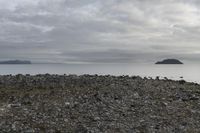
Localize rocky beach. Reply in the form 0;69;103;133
0;74;200;132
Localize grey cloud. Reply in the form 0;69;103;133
61;49;158;63
0;0;200;63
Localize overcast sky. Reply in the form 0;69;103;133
0;0;200;63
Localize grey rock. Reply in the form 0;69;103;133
0;75;199;132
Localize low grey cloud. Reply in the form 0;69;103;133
0;0;200;63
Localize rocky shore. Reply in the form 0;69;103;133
0;74;200;132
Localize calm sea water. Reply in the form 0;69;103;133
0;63;199;83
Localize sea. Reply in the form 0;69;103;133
0;63;199;83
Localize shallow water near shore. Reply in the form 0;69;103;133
0;63;199;83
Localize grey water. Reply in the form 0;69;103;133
0;63;199;83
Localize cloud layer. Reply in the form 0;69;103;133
0;0;200;63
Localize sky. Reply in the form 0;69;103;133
0;0;200;63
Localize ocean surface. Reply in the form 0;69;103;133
0;63;199;83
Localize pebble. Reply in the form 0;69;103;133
0;75;199;132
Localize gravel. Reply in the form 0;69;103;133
0;74;200;132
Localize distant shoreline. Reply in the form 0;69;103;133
0;60;31;64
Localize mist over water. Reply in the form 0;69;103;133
0;63;199;83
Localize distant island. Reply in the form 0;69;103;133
0;60;31;64
155;59;183;64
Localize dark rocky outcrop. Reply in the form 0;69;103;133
155;59;183;64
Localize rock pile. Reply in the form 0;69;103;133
0;74;200;132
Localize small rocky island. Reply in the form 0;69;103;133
155;59;183;64
0;60;31;64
